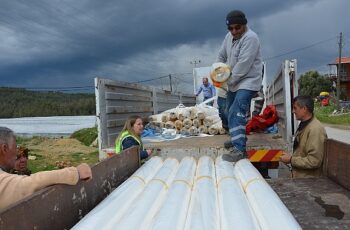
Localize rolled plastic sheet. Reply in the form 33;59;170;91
161;113;169;122
165;121;175;129
189;126;199;136
234;159;301;230
174;120;183;130
149;157;196;230
115;158;179;230
210;62;231;83
183;118;193;129
189;107;199;119
219;127;226;135
175;105;191;121
198;125;208;134
149;114;163;122
203;115;221;127
169;112;177;121
73;156;163;230
184;156;220;230
215;157;260;230
192;118;201;128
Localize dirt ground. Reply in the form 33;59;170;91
25;137;97;156
21;137;99;173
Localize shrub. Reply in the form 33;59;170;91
70;127;98;146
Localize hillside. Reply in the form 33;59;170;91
0;87;95;118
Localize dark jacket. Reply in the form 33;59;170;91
122;136;148;160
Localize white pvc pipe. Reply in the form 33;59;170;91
73;156;163;230
215;157;260;230
234;159;301;230
184;156;220;230
115;158;179;230
148;156;197;230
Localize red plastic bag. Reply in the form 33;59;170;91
246;105;279;134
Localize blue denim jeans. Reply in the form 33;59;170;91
225;89;257;152
217;96;228;129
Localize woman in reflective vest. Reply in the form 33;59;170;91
115;115;151;160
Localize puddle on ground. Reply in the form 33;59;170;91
314;196;344;220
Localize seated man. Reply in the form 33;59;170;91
280;96;327;178
10;146;31;176
0;127;92;210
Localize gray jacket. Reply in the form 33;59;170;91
217;27;262;92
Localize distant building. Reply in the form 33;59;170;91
328;57;350;100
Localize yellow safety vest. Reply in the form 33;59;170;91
115;130;144;154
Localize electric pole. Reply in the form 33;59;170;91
169;74;172;92
336;32;343;110
190;59;201;94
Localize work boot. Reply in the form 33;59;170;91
224;140;233;149
222;147;248;162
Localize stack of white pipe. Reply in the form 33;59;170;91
149;157;197;230
115;158;179;230
184;156;220;230
215;158;260;230
73;156;163;230
234;159;301;230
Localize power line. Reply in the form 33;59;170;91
131;74;170;84
172;76;193;85
264;36;338;61
131;72;192;84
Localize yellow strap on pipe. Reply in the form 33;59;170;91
217;176;237;187
150;178;169;190
196;175;213;182
130;175;146;185
243;177;263;192
173;179;193;188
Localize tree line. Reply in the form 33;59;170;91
0;87;96;118
298;71;334;98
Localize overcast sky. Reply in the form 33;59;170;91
0;0;349;94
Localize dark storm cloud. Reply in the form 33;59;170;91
0;0;348;92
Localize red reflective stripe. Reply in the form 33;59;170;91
260;149;280;162
247;150;255;158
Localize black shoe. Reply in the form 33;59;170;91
222;147;248;162
223;126;229;132
224;140;233;149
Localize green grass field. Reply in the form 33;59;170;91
314;102;350;126
17;127;99;173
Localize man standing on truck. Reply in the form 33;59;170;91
0;127;93;210
217;10;263;162
195;77;216;106
280;96;327;178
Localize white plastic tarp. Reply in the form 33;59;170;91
116;158;179;230
149;156;197;230
234;159;301;230
184;156;220;230
73;156;163;230
215;158;260;230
